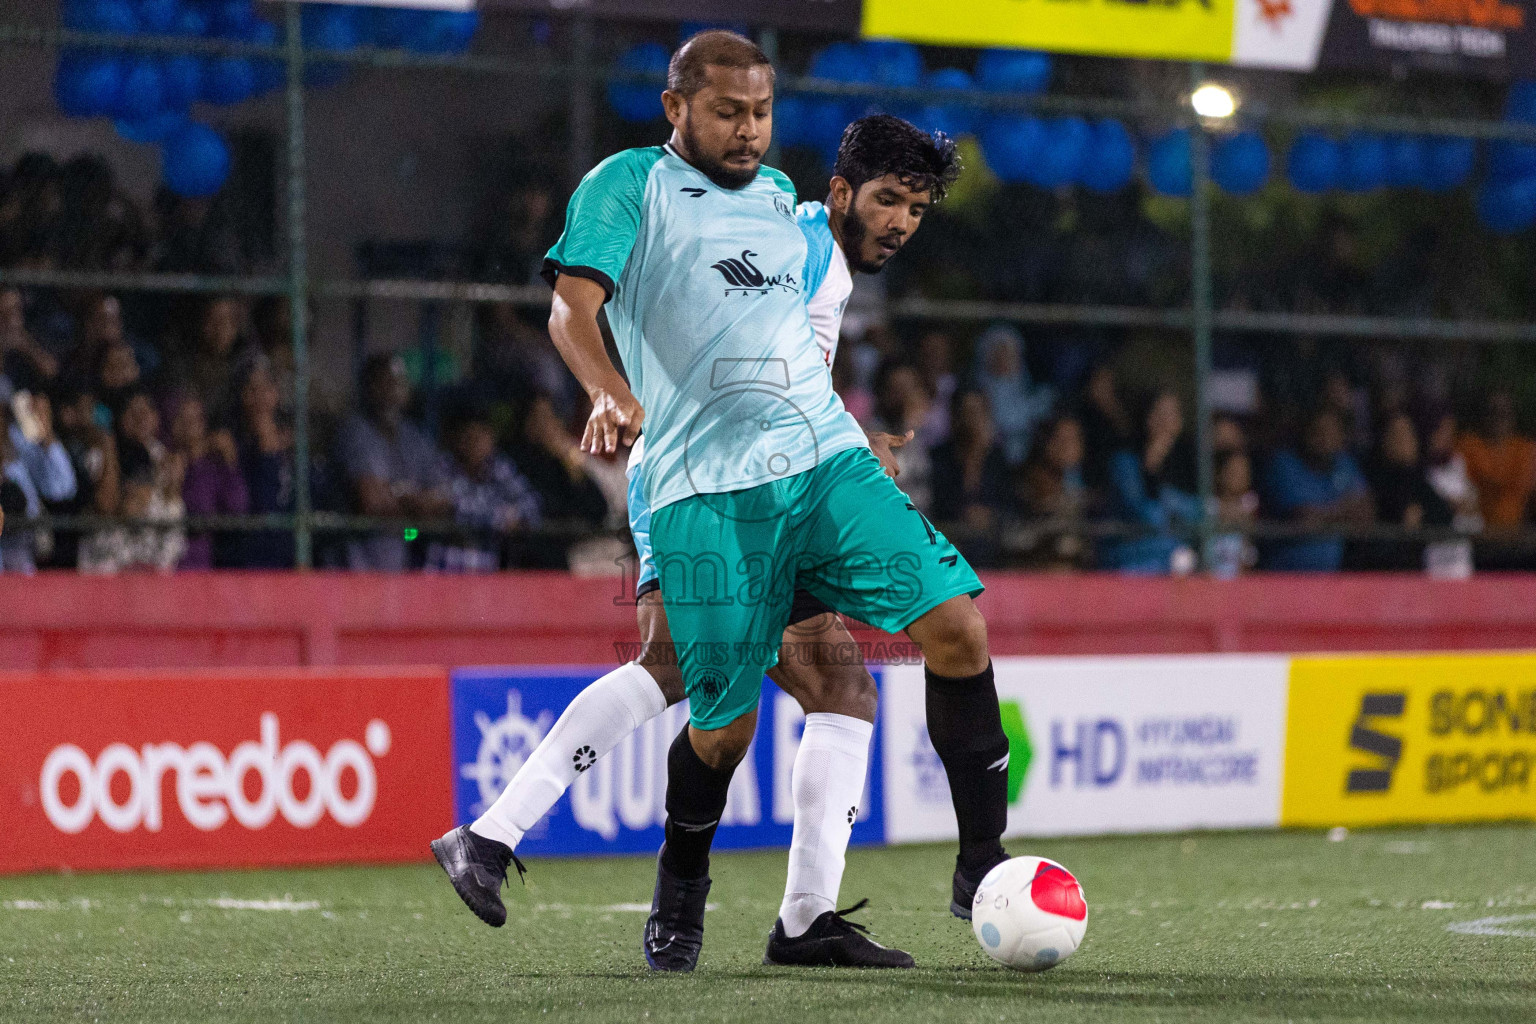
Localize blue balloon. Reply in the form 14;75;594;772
1211;130;1269;195
810;41;875;85
1029;116;1090;189
115;108;187;144
979;114;1047;184
136;0;180;34
119;56;164;119
863;39;923;88
1423;136;1475;192
917;67;979;139
163;122;232;198
303;4;360;87
1287;133;1341;193
1340;132;1389;192
55;50;125;118
1488;138;1536;183
161;53;201;111
1081;118;1136;193
247;19;283;95
1147;129;1192;197
202;56;255;105
975;48;1051;94
171;2;208;37
775;94;822;151
1506;79;1536;123
210;0;256;39
607;42;670;123
1477;177;1536;234
63;0;139;34
1385;135;1428;188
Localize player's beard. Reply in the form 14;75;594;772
681;112;760;190
840;204;897;275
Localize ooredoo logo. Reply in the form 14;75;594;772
38;713;393;835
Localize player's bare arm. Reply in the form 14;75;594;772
548;274;643;454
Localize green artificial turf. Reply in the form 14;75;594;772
2;825;1534;1023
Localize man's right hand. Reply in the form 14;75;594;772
582;386;644;455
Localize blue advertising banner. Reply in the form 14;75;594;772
450;666;885;857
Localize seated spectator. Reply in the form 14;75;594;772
95;339;143;420
973;323;1054;466
63;294;158;385
425;403;542;573
164;295;244;428
1260;407;1373;572
1458;390;1536;532
1016;414;1091;569
81;388;185;572
335;353;452;571
512;394;611;526
1422;409;1481;532
1079;364;1133;490
169;395;248;569
930;389;1010;531
1209;449;1259;578
235;359;297;568
1099;389;1201;574
868;360;933;511
1;390;78;573
1361;412;1451;571
0;286;59;393
50;381;121;569
249;295;297;420
916;330;958;445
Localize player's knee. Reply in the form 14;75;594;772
916;599;989;674
820;666;878;721
689;714;755;770
644;661;686;706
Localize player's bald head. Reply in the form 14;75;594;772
668;30;774;97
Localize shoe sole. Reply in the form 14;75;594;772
950;899;972;921
430;837;506;928
762;953;914;969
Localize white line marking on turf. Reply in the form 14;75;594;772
1447;914;1536;938
534;902;719;913
1421;900;1457;910
200;898;321;912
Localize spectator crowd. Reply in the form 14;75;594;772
5;148;1536;576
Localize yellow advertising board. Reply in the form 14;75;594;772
1281;653;1536;827
861;0;1236;62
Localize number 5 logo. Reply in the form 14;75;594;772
1345;693;1406;794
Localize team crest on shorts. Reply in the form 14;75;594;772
695;669;728;702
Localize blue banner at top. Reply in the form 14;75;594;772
449;666;885;857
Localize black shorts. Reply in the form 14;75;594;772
636;580;833;628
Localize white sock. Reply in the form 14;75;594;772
470;662;666;850
778;713;874;938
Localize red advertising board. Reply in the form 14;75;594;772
0;668;452;874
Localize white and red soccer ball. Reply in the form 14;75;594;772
971;856;1088;971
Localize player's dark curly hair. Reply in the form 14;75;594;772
832;114;962;204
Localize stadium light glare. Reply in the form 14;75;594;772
1191;83;1237;119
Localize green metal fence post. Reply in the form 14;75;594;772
1188;64;1216;570
285;1;313;569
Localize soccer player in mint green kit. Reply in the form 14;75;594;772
542;33;1008;971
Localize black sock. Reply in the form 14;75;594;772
659;725;736;880
925;660;1008;873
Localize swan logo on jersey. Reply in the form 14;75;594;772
710;250;800;296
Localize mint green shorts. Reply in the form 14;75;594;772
650;446;984;729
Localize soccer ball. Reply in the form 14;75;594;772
971;856;1088;971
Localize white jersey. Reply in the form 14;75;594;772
797;201;853;370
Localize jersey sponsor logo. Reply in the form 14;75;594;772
680;187;708;198
773;193;793;219
709;250;800;296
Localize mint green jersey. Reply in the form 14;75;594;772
542;144;867;513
